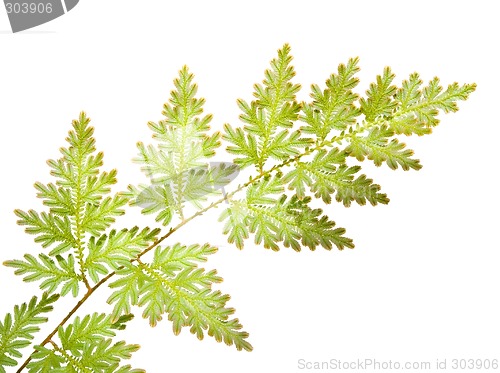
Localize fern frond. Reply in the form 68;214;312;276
284;161;388;206
179;162;240;209
0;293;59;372
150;243;218;275
85;227;160;283
138;263;251;351
266;129;312;161
25;345;65;373
78;339;139;371
28;314;141;373
48;113;128;234
4;254;80;296
224;44;309;171
107;244;252;351
107;245;212;320
131;66;229;221
301;57;361;139
342;70;475;169
127;183;175;226
254;194;353;251
345;125;421;170
13;112;134;295
389;74;476;135
57;313;133;356
81;195;129;237
221;179;354;251
282;148;388;206
360;66;397;121
246;174;285;205
14;210;76;256
9;113;160;305
33;182;74;216
107;263;146;322
222;124;260;168
218;202;250;250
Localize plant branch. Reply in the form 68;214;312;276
15;132;360;371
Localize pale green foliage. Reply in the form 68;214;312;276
85;227;160;284
220;175;354;251
107;244;252;351
4;113;154;298
0;293;59;372
282;148;389;206
27;314;141;372
224;44;312;171
345;67;476;170
129;66;237;223
1;44;475;372
222;44;475;250
120;70;252;350
2;114;158;371
300;57;361;137
6;254;80;297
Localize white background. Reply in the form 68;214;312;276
0;1;499;372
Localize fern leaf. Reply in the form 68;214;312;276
252;195;354;251
150;243;218;276
127;183;174;226
360;66;397;121
129;163;238;222
26;345;65;373
3;46;476;371
132;67;225;221
345;125;421;170
266;129;313;161
107;263;146;322
389;74;476;135
4;254;80;296
218;203;250;250
78;339;139;371
14;210;76;256
107;244;251;351
33;182;74;216
246;174;285;205
134;142;174;179
222;123;260;168
224;44;306;171
107;244;218;319
15;112;133;296
27;314;141;372
81;195;128;236
0;293;59;372
181;162;240;209
136;262;251;351
221;188;354;251
50;113;127;234
85;227;160;283
301;57;361;138
57;313;133;357
286;162;389;206
282;147;388;206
